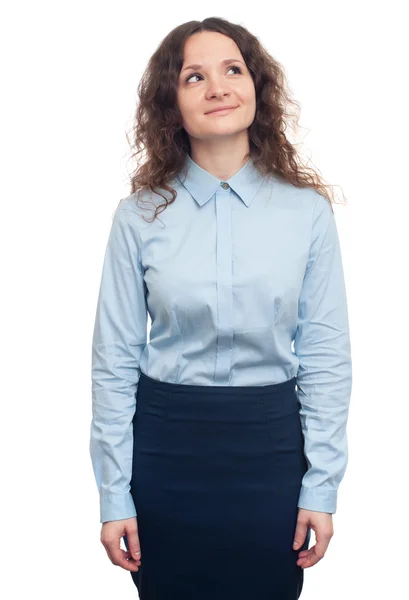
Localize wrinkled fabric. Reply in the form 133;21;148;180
90;154;352;523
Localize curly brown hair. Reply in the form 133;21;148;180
124;16;346;223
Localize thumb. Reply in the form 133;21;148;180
293;521;308;549
125;521;142;560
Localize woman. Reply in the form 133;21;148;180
90;16;352;600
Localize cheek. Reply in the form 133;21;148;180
234;83;256;112
243;84;256;106
178;95;198;123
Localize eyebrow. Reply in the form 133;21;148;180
180;58;245;73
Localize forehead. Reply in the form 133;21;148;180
182;31;241;64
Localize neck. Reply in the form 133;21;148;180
189;132;250;180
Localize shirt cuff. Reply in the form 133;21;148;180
297;486;337;514
100;492;137;524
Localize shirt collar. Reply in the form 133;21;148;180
176;153;266;208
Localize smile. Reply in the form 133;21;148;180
205;107;238;116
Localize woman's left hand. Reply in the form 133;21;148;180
293;508;334;568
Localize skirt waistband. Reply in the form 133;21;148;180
138;371;296;397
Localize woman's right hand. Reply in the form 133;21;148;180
100;516;142;572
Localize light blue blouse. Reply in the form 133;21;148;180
90;154;352;523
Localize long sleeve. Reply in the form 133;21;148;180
294;194;352;514
90;205;148;524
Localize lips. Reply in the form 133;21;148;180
205;105;238;114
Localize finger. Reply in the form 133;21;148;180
106;545;141;572
297;555;317;569
124;550;141;562
314;536;331;559
123;550;141;565
126;528;142;562
297;545;325;569
293;522;308;550
315;521;332;542
103;536;141;572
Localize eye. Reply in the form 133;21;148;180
185;65;242;84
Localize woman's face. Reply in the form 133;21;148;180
176;31;256;141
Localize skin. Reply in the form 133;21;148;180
100;30;334;573
176;30;256;180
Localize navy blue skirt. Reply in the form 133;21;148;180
124;372;311;600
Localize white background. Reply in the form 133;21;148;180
1;1;407;598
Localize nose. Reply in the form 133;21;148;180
205;77;231;100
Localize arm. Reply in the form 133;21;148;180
90;204;148;524
294;193;352;514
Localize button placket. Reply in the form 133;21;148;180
214;182;233;384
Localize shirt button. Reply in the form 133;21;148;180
221;182;229;189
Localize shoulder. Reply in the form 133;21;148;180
116;184;179;217
267;175;332;215
113;191;156;226
273;182;335;240
280;183;333;224
296;185;332;214
305;190;337;246
115;192;148;215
